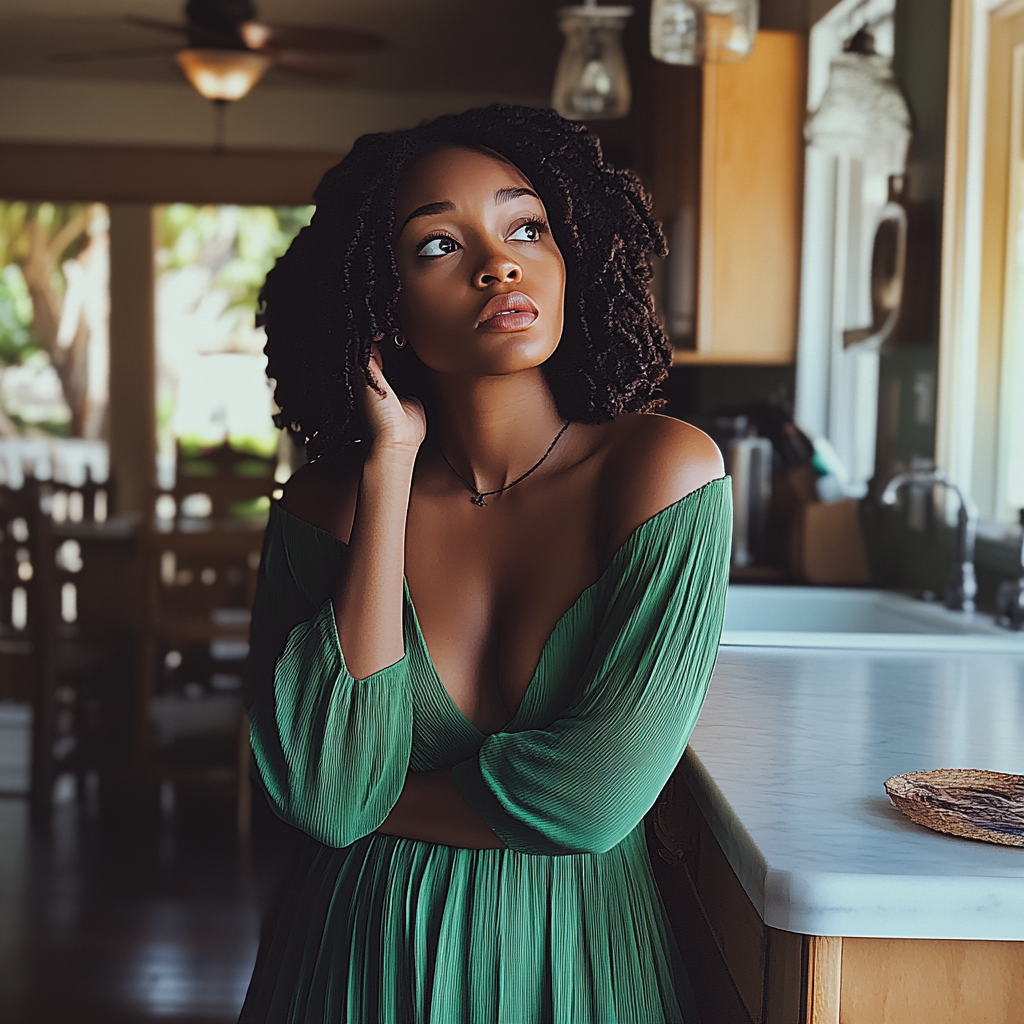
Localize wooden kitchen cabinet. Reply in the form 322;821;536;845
647;776;1024;1023
644;31;807;365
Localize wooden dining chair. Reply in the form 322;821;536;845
170;440;278;522
140;518;264;840
0;475;136;829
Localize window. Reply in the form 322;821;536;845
993;29;1024;518
0;201;110;482
938;0;1024;526
154;203;313;491
794;0;901;496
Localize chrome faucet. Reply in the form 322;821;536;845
880;469;977;613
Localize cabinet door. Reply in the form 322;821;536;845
655;31;807;365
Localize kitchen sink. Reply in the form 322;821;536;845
721;585;1024;652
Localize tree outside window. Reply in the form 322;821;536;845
0;202;109;440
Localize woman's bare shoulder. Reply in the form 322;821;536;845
278;447;364;542
597;413;725;560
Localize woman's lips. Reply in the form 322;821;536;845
476;291;539;332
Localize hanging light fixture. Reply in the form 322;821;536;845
552;0;634;121
176;48;271;151
173;0;270;103
649;0;758;65
175;48;271;102
804;27;911;176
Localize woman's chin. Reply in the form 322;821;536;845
419;332;560;377
480;353;556;378
480;330;559;372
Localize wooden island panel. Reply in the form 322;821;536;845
839;936;1024;1024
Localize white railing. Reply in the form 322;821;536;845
0;438;109;489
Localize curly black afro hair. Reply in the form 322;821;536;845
261;104;670;460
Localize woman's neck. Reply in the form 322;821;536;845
428;367;565;492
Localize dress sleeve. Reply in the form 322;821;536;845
451;478;732;856
244;510;414;849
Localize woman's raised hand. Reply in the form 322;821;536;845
337;342;423;680
361;343;426;453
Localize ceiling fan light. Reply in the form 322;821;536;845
176;48;271;101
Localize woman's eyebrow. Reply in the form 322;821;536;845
494;187;540;204
399;188;540;233
400;200;455;232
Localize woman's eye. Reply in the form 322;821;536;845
417;236;460;257
508;222;543;243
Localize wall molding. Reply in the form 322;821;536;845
0;142;341;206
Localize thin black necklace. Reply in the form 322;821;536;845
438;421;571;507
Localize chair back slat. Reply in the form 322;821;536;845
167;441;277;522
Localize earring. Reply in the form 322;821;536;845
394;334;407;350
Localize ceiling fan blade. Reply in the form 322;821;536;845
268;50;352;78
48;45;181;65
123;15;190;37
242;22;385;55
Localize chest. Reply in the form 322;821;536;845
402;483;603;733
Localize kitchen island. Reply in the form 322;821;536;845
651;645;1024;1023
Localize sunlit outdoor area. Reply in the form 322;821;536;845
0;200;311;503
0;201;110;487
0;201;109;440
155;203;312;472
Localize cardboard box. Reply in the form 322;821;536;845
788;498;871;585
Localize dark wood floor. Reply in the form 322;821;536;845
0;785;261;1024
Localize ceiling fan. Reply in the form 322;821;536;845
56;0;386;100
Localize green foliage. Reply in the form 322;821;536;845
0;201;90;282
0;264;39;366
230;496;271;521
157;204;313;315
177;433;278;458
1;408;71;438
0;200;97;436
0;200;93;370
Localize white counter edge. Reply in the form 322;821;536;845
681;749;1024;941
720;632;1024;654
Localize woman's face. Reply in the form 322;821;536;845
394;146;566;377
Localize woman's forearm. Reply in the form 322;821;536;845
375;769;506;849
333;444;418;679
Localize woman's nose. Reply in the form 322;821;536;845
473;252;522;288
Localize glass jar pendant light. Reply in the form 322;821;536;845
553;0;634;120
649;0;758;65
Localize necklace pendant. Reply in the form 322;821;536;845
471;493;488;507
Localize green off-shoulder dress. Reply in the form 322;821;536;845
240;477;731;1024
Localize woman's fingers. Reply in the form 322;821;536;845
359;342;426;449
365;343;390;395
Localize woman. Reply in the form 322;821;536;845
241;104;730;1024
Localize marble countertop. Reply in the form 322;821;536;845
684;645;1024;940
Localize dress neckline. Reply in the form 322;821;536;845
273;476;727;736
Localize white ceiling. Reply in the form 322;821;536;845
0;0;562;96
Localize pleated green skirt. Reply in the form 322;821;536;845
241;825;699;1023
